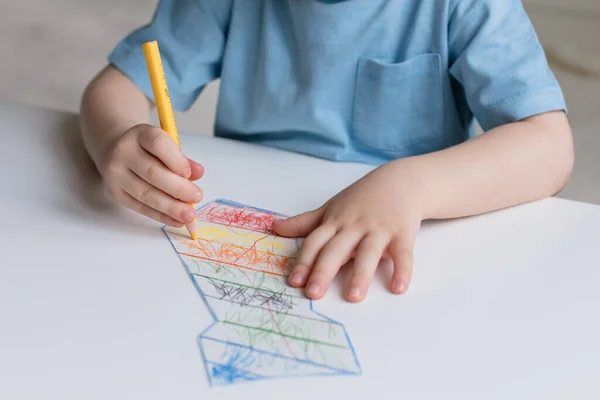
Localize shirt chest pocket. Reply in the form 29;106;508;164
352;53;443;152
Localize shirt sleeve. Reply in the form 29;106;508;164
448;0;567;131
108;0;232;111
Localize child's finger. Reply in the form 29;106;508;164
131;151;202;204
288;264;311;288
304;230;364;300
345;233;389;303
116;189;184;227
187;158;205;181
121;169;196;224
272;207;325;238
389;237;415;295
137;127;191;178
287;225;337;288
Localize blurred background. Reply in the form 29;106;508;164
1;0;598;203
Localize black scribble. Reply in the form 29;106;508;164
207;278;295;311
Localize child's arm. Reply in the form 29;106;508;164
80;0;230;227
406;111;573;220
80;65;204;227
273;110;573;302
80;65;153;174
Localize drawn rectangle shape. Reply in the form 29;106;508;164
163;199;361;386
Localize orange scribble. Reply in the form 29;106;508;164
176;237;295;276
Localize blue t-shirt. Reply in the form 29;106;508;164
109;0;566;165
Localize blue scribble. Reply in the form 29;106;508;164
210;345;261;385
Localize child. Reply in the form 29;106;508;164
80;0;573;303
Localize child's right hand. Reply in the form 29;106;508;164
102;124;204;227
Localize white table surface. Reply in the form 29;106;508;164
1;101;599;400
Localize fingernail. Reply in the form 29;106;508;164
194;190;203;202
290;272;304;286
306;282;320;296
393;279;407;294
347;287;361;300
183;167;191;178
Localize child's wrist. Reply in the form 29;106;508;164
388;157;439;221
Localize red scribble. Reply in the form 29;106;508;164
196;203;283;234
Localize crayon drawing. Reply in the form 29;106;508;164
163;199;361;386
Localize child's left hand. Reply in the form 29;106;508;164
272;161;427;303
